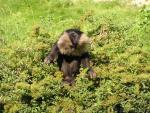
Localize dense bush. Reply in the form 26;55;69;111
0;0;150;113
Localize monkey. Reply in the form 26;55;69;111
44;29;96;84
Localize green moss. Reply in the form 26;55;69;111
0;0;150;113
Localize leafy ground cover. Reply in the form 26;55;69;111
0;0;150;113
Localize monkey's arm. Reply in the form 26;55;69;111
81;53;96;79
44;43;59;64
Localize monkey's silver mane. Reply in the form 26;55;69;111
57;32;90;56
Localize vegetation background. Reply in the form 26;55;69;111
0;0;150;113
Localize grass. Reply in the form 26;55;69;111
0;0;150;113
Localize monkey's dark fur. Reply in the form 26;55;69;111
44;29;96;84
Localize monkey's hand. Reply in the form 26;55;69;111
44;57;54;64
88;69;97;79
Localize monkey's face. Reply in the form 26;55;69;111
57;32;90;56
68;30;81;49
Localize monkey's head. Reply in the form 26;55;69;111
57;29;90;56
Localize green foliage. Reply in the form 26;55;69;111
0;0;150;113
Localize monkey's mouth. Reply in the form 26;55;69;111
70;44;77;49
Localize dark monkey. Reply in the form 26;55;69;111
44;29;96;84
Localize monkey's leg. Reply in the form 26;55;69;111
70;60;80;77
81;53;96;79
61;60;73;84
44;43;59;64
